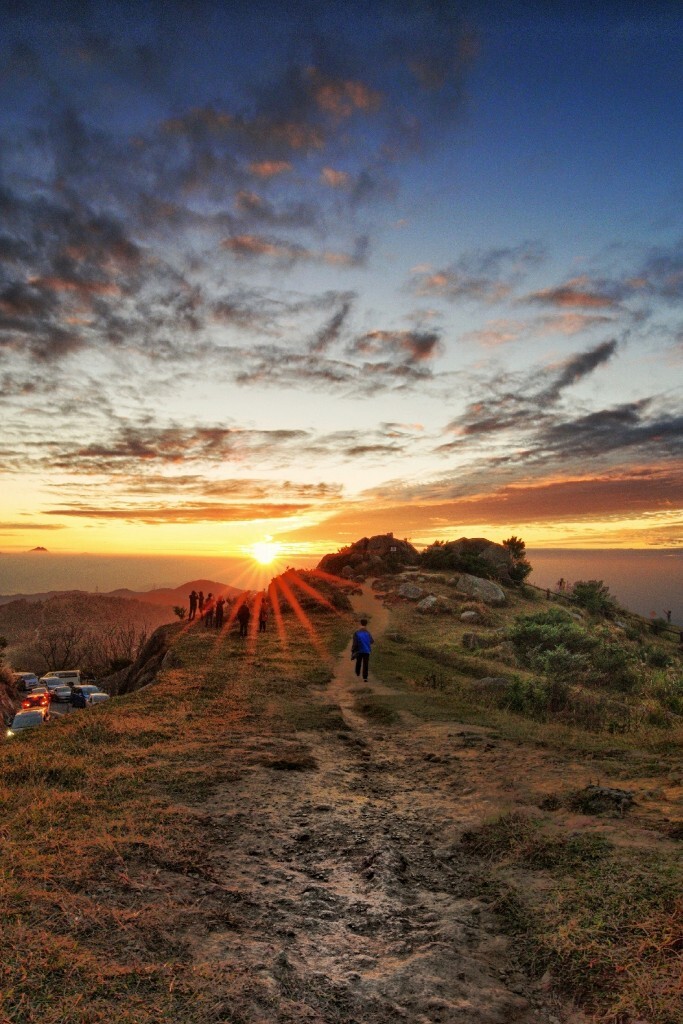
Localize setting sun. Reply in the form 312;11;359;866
251;538;282;565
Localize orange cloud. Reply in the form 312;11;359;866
525;276;616;308
321;167;351;188
309;69;381;118
249;160;292;178
29;276;120;296
279;466;683;548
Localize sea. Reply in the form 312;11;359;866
0;549;680;625
527;549;682;625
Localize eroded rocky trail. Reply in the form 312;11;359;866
176;585;574;1024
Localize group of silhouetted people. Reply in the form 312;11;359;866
187;590;268;636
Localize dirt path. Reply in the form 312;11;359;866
185;585;573;1023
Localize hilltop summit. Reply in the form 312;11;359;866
317;532;420;579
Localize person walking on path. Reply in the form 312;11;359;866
215;595;225;629
236;602;250;638
351;617;374;682
188;590;198;621
258;599;268;632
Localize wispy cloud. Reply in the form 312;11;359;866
523;276;618;309
412;242;546;304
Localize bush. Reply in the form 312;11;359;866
571;579;617;616
529;644;590;681
508;608;596;667
501;677;570;718
645;646;673;668
591;639;639;692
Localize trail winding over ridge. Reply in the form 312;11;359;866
180;583;574;1023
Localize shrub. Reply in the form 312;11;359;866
508;607;596;667
645;646;673;668
591;639;639;692
571;579;617;616
650;617;668;636
501;677;570;718
529;644;590;682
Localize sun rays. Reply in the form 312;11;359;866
178;566;356;665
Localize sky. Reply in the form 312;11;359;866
0;0;681;563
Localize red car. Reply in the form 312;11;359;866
21;691;50;710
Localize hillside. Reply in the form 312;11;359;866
0;578;239;608
106;579;240;607
0;557;681;1024
0;592;174;678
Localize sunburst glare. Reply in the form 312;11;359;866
250;537;282;565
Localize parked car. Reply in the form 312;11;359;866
6;709;50;737
43;678;68;696
87;692;110;705
21;692;51;710
50;686;73;703
13;672;40;692
40;670;81;687
72;684;102;701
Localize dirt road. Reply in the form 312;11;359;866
184;584;572;1023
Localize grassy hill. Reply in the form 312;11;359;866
0;567;680;1023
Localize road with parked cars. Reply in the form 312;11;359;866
6;672;111;739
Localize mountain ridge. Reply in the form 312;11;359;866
0;578;240;608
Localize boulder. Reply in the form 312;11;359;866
455;574;506;606
398;583;424;600
460;610;480;623
462;632;498;651
416;595;452;614
470;676;510;692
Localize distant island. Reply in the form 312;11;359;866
28;546;48;552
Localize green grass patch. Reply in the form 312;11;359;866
462;813;683;1024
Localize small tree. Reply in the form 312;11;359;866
173;605;187;620
502;535;532;584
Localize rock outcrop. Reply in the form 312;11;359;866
451;573;507;606
318;533;420;579
100;623;183;696
424;537;518;583
0;668;16;724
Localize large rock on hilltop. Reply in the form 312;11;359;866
318;533;420;579
454;573;507;606
423;537;517;582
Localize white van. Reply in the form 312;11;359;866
40;670;81;687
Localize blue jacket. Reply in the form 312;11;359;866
352;628;373;655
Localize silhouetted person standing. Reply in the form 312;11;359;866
351;618;373;682
204;593;214;627
237;602;250;638
258;600;268;632
188;590;198;621
198;591;205;620
215;595;225;629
